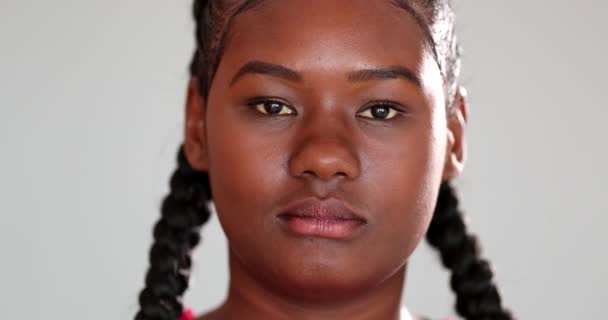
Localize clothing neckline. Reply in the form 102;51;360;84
180;306;451;320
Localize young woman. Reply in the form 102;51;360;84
135;1;513;319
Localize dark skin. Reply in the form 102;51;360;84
184;1;467;319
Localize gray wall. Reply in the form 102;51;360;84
0;1;605;319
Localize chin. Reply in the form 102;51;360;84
272;265;380;303
225;214;412;303
260;238;392;303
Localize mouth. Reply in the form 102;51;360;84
277;197;367;240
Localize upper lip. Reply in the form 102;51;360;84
277;197;367;222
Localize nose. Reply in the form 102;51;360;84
288;118;361;182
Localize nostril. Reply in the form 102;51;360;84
301;169;348;180
302;170;315;177
288;141;361;181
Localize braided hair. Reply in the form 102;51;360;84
135;1;514;319
427;182;513;320
135;148;212;320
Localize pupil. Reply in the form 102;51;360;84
265;102;282;114
372;106;389;118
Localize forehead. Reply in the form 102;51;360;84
219;0;431;76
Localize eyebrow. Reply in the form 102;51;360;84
230;60;421;87
347;67;421;87
230;61;302;86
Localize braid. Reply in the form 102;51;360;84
135;1;235;318
426;182;513;320
135;146;212;320
188;0;205;78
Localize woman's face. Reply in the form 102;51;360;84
185;0;464;302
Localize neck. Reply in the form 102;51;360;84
211;251;411;320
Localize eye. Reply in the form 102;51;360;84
249;99;296;116
357;102;401;120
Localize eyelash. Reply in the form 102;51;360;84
246;98;405;120
247;98;296;116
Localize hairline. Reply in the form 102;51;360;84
205;0;444;97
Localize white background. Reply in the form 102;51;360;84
1;0;606;319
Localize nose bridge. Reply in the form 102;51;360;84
288;110;361;181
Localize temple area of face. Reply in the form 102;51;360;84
229;60;422;88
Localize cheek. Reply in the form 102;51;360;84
366;120;447;260
203;105;283;235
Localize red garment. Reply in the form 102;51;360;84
179;308;195;320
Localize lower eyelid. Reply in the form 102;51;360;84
248;100;297;116
357;106;402;120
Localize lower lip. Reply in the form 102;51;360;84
278;216;366;239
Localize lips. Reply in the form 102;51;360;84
277;197;367;239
